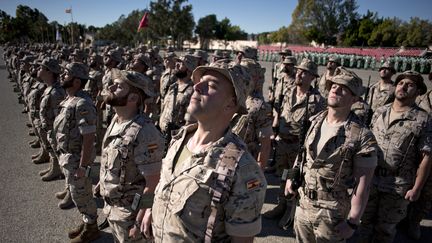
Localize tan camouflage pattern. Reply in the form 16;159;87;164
231;96;273;158
367;81;395;112
40;82;65;132
351;99;370;122
85;69;103;101
416;89;432;113
295;111;377;242
152;124;267;242
159;80;194;133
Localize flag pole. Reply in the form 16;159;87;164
70;6;74;45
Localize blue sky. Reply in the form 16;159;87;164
1;0;431;33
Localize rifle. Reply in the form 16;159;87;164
270;60;277;107
363;75;371;102
279;91;310;229
269;92;285;168
363;75;374;127
164;82;179;145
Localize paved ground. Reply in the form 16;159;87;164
0;50;430;242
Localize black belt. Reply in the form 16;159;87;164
304;188;347;201
104;196;134;207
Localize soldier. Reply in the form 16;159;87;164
285;68;378;242
70;49;87;63
415;70;432;113
159;54;197;137
210;50;223;64
231;58;273;169
36;58;66;181
99;70;165;242
159;51;177;104
264;59;326;225
101;50;123;127
269;56;297;110
193;49;208;66
52;62;100;242
367;61;396;112
152;61;267;242
317;55;341;98
85;53;104;102
358;71;432;243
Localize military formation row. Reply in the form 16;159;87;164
4;43;432;243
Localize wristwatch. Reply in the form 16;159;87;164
346;219;358;230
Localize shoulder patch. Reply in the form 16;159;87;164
246;178;261;191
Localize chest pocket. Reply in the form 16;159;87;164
103;147;121;184
55;106;76;152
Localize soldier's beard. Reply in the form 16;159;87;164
175;70;188;79
104;92;128;107
61;79;74;89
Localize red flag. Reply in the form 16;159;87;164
65;8;72;14
137;12;149;32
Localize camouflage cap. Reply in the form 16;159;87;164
62;62;90;80
20;55;36;63
278;48;293;56
70;49;86;60
295;58;319;77
134;53;152;68
105;50;123;63
192;61;251;113
211;50;223;58
38;58;61;74
163;52;177;59
193;50;208;60
177;54;197;72
112;69;156;97
395;70;427;95
326;67;363;97
89;53;103;65
379;61;396;74
283;56;297;65
328;55;341;65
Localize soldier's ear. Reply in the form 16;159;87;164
128;93;139;103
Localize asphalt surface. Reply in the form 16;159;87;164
0;49;431;243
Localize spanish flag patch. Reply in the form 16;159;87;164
246;179;261;190
80;110;89;116
148;143;158;152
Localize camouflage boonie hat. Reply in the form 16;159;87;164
326;66;363;97
134;53;152;68
283;56;297;65
295;58;319;77
193;50;208;60
177;54;197;72
379;61;396;74
192;61;251;113
62;62;90;80
278;48;293;56
39;58;61;74
105;50;123;63
89;53;103;65
395;70;427;95
328;55;341;65
112;69;156;97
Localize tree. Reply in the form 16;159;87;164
195;14;218;49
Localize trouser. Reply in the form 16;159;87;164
358;186;410;243
63;167;97;223
274;137;299;175
106;206;148;243
406;174;432;224
294;199;349;243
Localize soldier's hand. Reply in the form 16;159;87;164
140;208;153;239
284;179;297;196
335;221;355;240
128;224;140;240
74;167;86;178
405;188;420;202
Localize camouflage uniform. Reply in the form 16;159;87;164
159;80;194;134
100;114;165;242
152;124;267;242
53;89;98;223
367;81;395;112
231;96;273;158
275;85;326;175
295;111;377;242
85;68;103;102
27;79;46;140
359;104;432;242
416;89;432;113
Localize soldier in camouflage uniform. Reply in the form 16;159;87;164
85;53;103;102
36;58;66;181
415;71;432;113
52;62;100;242
159;52;177;108
152;61;267;242
210;50;223;64
159;55;197;136
231;58;273;168
129;53;156;115
99;70;165;242
285;68;378;242
264;59;326;225
269;56;297;110
317;55;341;98
193;49;208;66
358;71;432;243
367;61;396;113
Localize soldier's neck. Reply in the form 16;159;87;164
187;122;228;153
392;99;415;112
327;107;350;124
114;106;138;123
379;78;392;85
296;84;310;97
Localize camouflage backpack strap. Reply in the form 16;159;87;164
205;142;244;243
118;116;145;191
330;121;362;191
